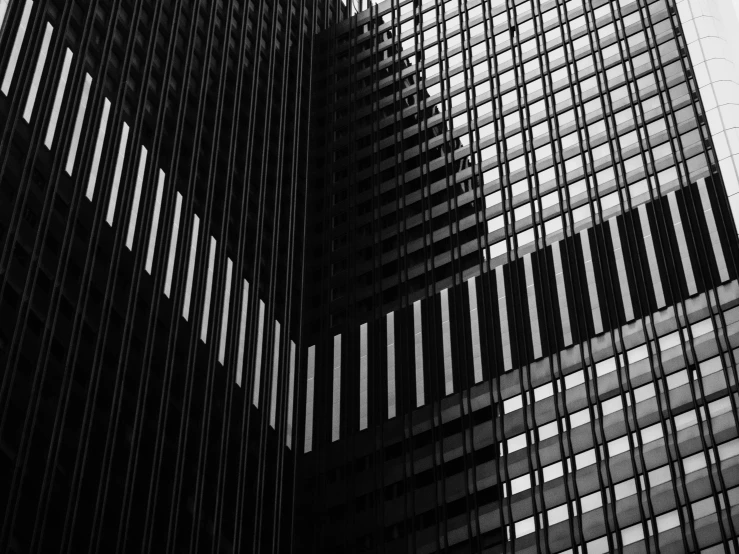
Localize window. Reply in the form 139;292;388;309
607;435;630;456
331;334;342;441
45;48;74;148
84;96;111;195
269;321;282;428
595;357;617;377
534;381;554;401
614;478;637;500
543;461;564;482
515;516;536;537
580;490;603;512
304;346;316;452
565;369;584;389
125;146;149;250
1;0;34;95
640;422;663;444
601;396;623;417
548;504;569;526
507;432;527;453
182;215;200;320
252;301;267;408
538;420;559;441
106;123;131;225
510;473;531;496
674;410;698;431
648;464;671;487
655;510;680;533
67;75;95;175
570;408;590;428
145;170;166;274
621;523;644;546
200;237;217;343
575;448;596;468
163;193;183;298
503;394;522;414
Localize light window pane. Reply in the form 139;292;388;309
23;22;54;122
200;237;218;343
543;461;564;482
503;394;523;414
570;408;590;428
510;473;531;495
656;510;680;533
534;381;554;402
45;48;73;148
538;420;558;441
575;448;596;468
565;369;584;389
507;433;527;453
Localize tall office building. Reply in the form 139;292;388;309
2;0;739;553
296;0;739;553
0;0;323;552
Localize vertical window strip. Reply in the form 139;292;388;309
440;288;454;395
609;217;634;321
252;300;266;407
145;170;165;274
413;300;425;407
182;214;199;319
580;230;604;334
163;192;182;298
637;205;666;308
697;179;730;283
22;21;53;122
331;334;342;442
551;242;573;346
667;192;697;295
218;258;233;364
359;322;368;431
235;279;249;387
304;345;316;453
0;0;8;37
0;0;33;95
496;266;512;372
286;341;296;448
200;236;217;343
66;74;93;176
125;145;147;250
82;94;109;189
523;254;542;360
44;47;72;148
106;123;130;225
468;277;483;384
387;313;396;419
269;321;281;428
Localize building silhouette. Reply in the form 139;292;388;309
2;0;739;553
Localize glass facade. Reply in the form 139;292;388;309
1;0;738;552
296;0;739;552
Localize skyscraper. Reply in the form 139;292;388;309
0;0;319;552
296;0;739;552
2;0;739;553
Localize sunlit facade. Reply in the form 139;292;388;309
296;0;739;552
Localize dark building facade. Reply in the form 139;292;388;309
0;0;321;552
2;0;739;553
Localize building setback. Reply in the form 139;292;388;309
1;0;739;553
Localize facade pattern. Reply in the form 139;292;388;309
1;0;739;553
296;0;739;552
0;0;317;552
